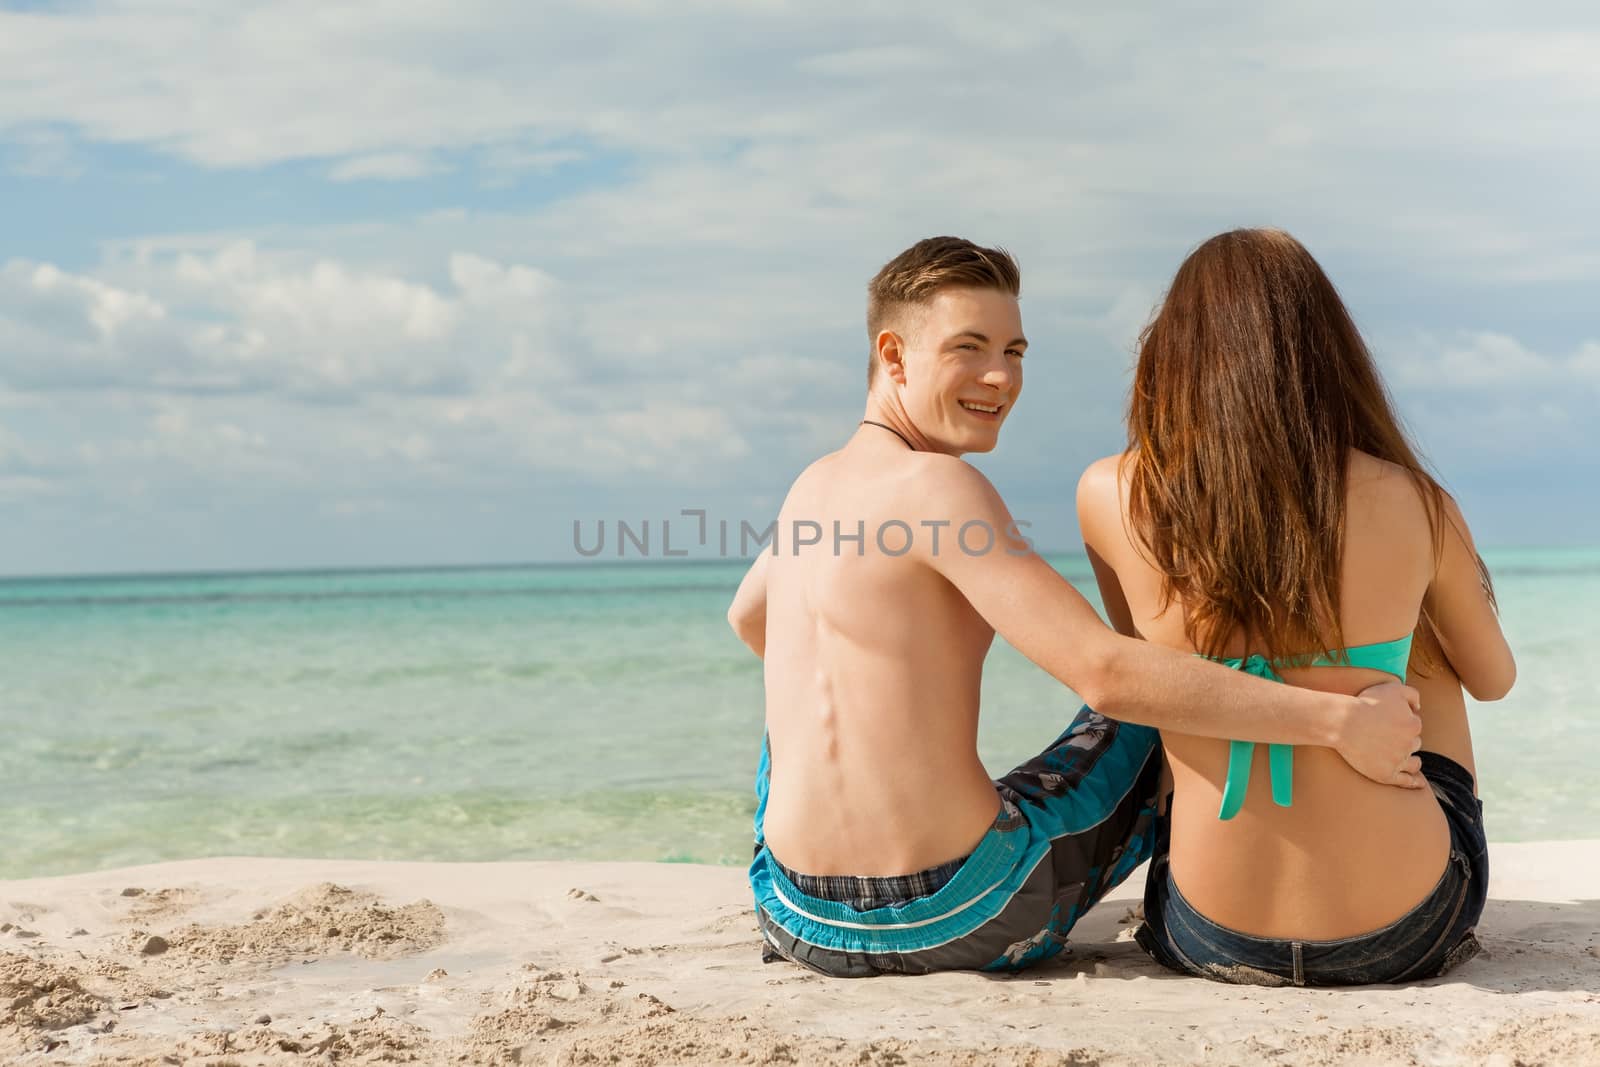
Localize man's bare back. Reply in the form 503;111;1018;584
759;435;1010;875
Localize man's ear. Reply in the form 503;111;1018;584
875;329;909;385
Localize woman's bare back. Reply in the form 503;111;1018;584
1081;450;1474;938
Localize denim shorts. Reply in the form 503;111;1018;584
1135;751;1488;986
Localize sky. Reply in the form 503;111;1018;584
1;2;1598;576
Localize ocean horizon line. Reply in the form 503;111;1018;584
2;541;1596;586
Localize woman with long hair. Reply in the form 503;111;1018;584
1076;228;1515;985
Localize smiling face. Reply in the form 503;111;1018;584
876;286;1026;455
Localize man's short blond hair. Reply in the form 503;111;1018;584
866;236;1022;386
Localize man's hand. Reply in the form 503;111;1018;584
1334;682;1426;789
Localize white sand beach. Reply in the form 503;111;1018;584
4;842;1598;1065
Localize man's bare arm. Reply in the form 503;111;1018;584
913;458;1424;788
726;552;770;659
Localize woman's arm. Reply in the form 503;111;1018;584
1085;544;1141;639
726;552;771;659
1425;494;1515;700
1077;457;1142;640
1081;475;1176;803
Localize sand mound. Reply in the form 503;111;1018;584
118;885;202;924
124;881;445;964
0;951;113;1059
1;951;105;1032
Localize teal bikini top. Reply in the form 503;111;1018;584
1205;633;1413;820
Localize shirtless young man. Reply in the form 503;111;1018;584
724;237;1425;977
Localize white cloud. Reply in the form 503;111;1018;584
475;143;586;185
0;237;775;500
0;259;193;390
1372;330;1600;476
1384;331;1600;392
1;250;466;395
327;152;446;182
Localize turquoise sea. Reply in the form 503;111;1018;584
4;549;1596;880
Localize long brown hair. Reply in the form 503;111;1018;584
1125;228;1473;664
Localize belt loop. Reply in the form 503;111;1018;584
1292;942;1305;987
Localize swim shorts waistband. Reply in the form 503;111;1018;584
770;852;971;912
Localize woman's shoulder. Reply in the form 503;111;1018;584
1346;450;1434;507
1076;452;1132;512
1076;452;1136;551
1345;450;1438;560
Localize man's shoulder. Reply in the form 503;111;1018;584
789;449;1004;520
897;452;1006;510
782;450;846;497
904;450;991;483
810;448;999;496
